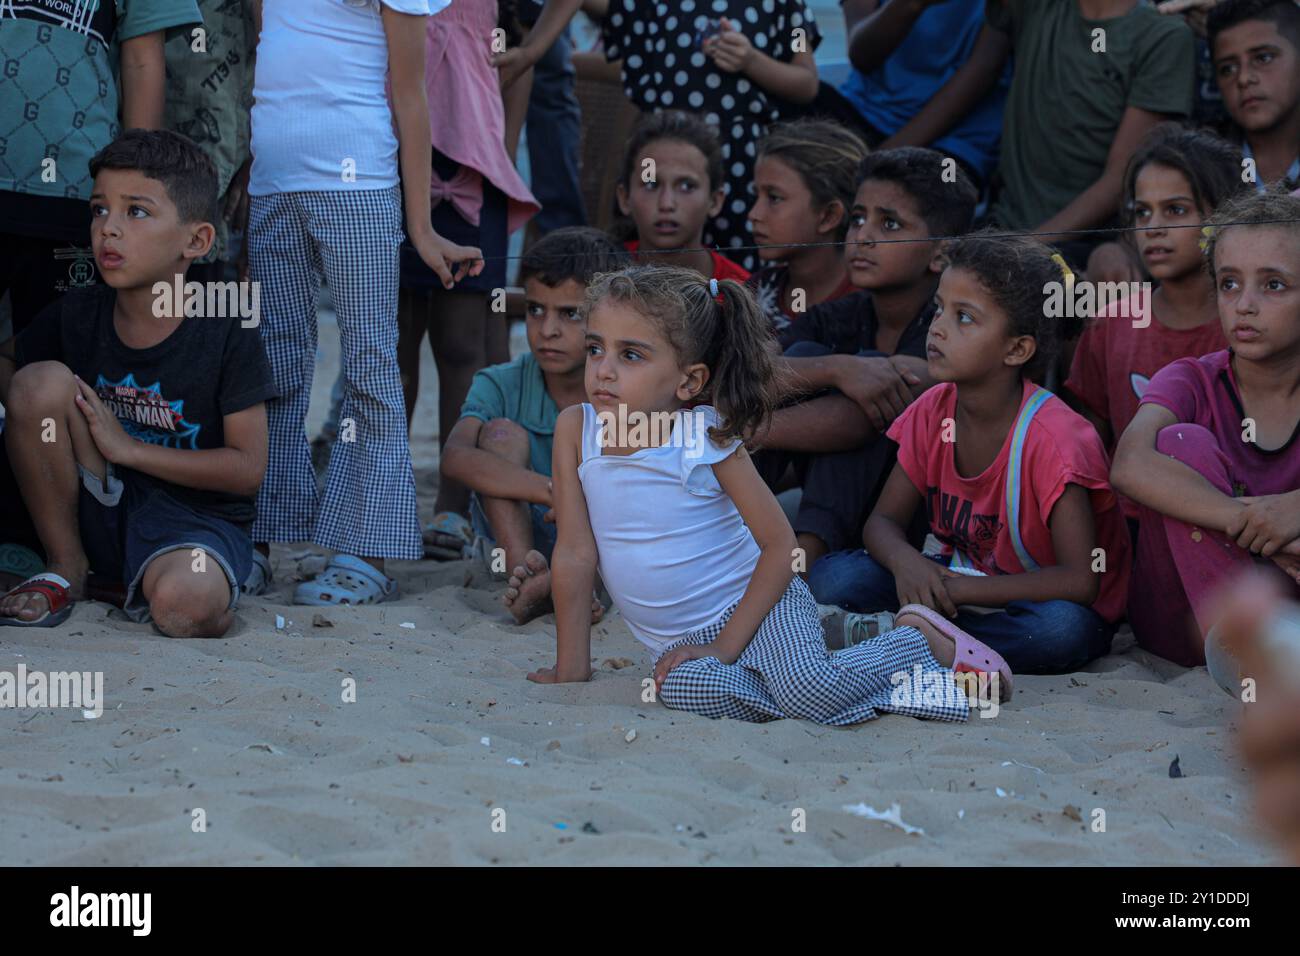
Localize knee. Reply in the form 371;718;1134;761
477;418;530;464
805;550;883;608
767;669;835;723
1017;601;1112;669
147;568;232;638
6;361;75;416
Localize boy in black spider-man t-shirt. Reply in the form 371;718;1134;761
0;129;276;637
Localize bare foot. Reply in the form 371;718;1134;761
502;550;604;625
0;561;87;623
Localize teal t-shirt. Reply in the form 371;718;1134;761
986;0;1194;231
0;0;201;238
459;351;560;477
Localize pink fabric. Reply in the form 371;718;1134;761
1140;350;1300;498
886;380;1132;623
1129;424;1299;666
431;164;484;225
420;0;538;235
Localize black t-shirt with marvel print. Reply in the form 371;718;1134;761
15;284;277;529
779;289;933;358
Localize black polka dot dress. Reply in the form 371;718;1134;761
603;0;821;271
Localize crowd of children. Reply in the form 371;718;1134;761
0;0;1298;736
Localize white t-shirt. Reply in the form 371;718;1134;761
577;403;763;658
250;0;445;195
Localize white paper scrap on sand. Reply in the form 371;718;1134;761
480;736;490;747
400;623;415;629
842;802;925;836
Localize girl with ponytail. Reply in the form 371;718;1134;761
527;264;1010;727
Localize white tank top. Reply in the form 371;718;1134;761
577;403;763;656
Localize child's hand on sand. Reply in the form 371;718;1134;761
527;662;593;683
1228;493;1300;556
653;643;723;690
703;19;754;73
411;232;483;289
73;376;137;465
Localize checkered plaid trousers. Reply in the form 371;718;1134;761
657;577;971;725
247;187;421;558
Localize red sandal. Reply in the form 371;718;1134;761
0;572;74;628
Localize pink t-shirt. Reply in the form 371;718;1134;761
1140;349;1300;497
886;380;1132;623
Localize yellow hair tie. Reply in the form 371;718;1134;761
1199;225;1215;255
1050;252;1075;296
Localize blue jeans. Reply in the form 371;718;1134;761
806;550;1113;675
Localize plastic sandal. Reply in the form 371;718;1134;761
293;554;398;606
422;511;473;561
0;572;74;628
242;550;273;596
895;603;1014;702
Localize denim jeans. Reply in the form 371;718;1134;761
807;550;1114;675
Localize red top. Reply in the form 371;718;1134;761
887;380;1132;623
624;240;751;283
1066;293;1226;517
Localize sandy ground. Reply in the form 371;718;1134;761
0;311;1278;866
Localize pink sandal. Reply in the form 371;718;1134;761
895;603;1014;702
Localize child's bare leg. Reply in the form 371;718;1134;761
140;549;234;638
504;550;604;626
475;418;537;572
0;361;104;620
427;290;486;517
397;287;428;430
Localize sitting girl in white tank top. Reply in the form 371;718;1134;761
526;266;1013;725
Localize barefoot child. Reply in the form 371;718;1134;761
0;130;275;637
437;227;629;623
746;119;866;335
616;112;750;283
1067;126;1247;464
528;266;1013;725
811;234;1133;674
1112;190;1300;666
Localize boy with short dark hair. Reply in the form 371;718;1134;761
0;129;276;637
438;227;629;624
751;147;979;575
1208;0;1300;192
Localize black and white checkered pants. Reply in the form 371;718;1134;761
657;577;970;725
248;187;421;559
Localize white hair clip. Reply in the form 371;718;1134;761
709;277;719;296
